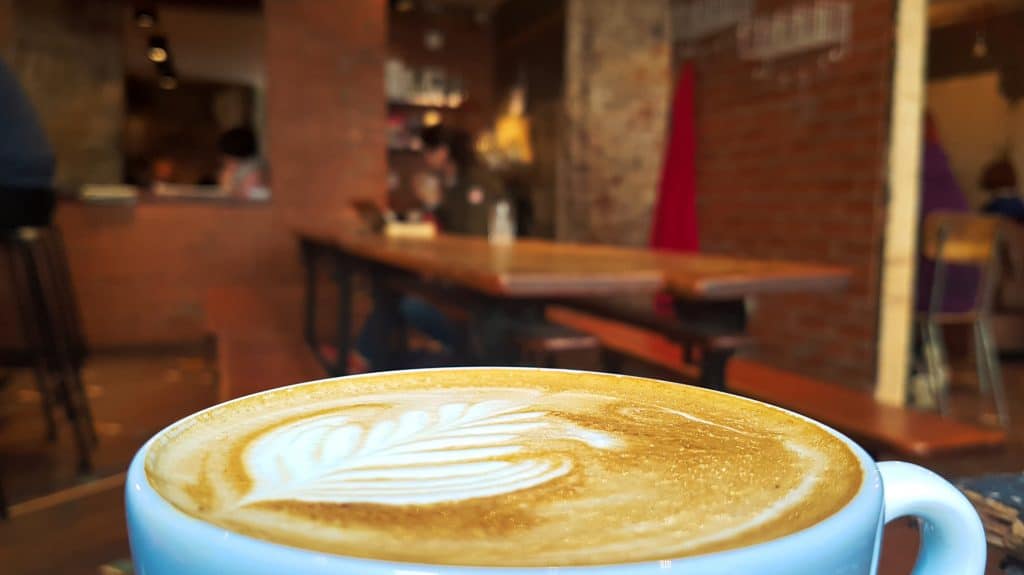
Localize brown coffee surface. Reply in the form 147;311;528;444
145;369;861;566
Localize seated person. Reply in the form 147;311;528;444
217;126;269;200
352;127;502;372
981;157;1024;223
0;57;55;229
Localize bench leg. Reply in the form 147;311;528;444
699;348;733;392
600;348;624;374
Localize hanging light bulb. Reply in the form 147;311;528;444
973;30;988;59
134;6;157;29
156;60;177;90
148;36;169;63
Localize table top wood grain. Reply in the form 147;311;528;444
296;225;850;300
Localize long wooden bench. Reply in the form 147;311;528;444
547;306;1007;458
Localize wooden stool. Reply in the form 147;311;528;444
515;322;599;368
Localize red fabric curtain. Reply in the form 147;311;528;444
650;62;699;253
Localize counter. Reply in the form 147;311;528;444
55;198;303;349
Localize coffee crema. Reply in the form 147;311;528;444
145;369;862;567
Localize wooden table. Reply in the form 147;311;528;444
295;226;850;390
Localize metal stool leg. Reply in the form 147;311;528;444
47;230;87;364
924;320;951;416
36;232;96;444
5;242;59;441
19;234;94;471
978;317;1010;427
973;320;993;396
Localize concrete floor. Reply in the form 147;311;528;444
0;351;1018;574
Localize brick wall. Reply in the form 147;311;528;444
6;0;123;187
559;0;672;246
688;0;895;389
0;0;12;56
264;0;388;224
50;201;303;348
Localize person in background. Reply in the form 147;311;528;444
981;157;1024;223
420;127;501;236
352;127;502;372
217;126;268;200
150;155;178;186
0;58;56;229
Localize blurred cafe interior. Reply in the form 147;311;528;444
2;0;1024;573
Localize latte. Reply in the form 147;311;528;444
144;369;861;566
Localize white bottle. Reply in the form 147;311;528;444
489;199;516;245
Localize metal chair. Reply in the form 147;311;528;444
918;211;1009;427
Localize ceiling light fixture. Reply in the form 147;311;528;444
147;35;169;63
156;60;177;90
134;6;157;29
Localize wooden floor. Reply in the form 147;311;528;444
0;351;1019;574
0;351;218;575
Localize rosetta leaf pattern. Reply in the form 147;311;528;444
240;400;613;506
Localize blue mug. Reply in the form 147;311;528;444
126;371;986;575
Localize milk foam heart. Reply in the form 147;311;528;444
144;369;861;567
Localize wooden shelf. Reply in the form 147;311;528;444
388;100;463;111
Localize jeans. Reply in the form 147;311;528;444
356;296;462;371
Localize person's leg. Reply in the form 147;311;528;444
400;296;462;353
355;302;403;371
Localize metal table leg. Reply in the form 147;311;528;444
331;255;354;376
302;242;355;376
673;298;748;391
365;266;407;371
301;241;318;356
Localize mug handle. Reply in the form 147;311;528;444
878;461;987;574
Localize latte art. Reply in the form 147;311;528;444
145;369;861;567
240;400;618;506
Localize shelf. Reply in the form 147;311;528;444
388;100;463;111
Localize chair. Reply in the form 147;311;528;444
918;211;1009;427
0;226;96;518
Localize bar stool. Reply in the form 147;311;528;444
0;226;96;518
918;212;1009;427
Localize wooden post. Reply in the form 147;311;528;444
875;0;928;406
